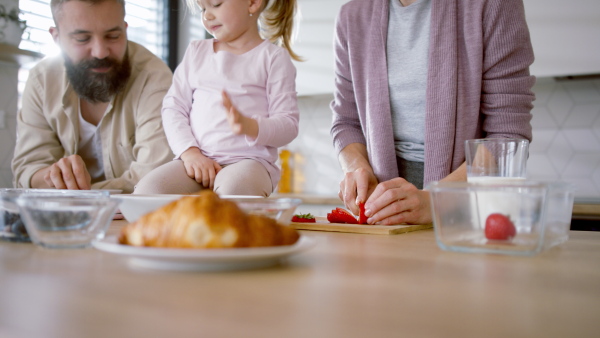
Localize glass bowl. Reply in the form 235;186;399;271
427;180;574;256
225;197;303;226
16;192;119;249
1;189;109;243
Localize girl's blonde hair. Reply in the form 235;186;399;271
187;0;302;61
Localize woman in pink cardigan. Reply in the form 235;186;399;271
331;0;535;225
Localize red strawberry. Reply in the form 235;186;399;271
291;213;316;223
485;213;516;240
327;212;338;223
358;202;368;224
330;207;358;224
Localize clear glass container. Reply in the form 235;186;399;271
1;189;109;243
427;180;574;256
16;192;118;249
230;197;303;226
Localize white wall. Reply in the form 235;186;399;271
292;0;348;96
0;60;19;187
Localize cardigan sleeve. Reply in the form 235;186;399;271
479;0;535;141
330;3;368;155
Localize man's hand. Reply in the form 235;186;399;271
180;147;222;189
222;91;258;138
32;155;92;190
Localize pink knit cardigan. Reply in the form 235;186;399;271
330;0;535;185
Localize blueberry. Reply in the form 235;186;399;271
1;211;30;242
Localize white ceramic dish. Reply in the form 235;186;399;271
112;194;185;222
113;194;265;223
92;235;316;271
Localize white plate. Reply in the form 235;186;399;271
92;235;316;271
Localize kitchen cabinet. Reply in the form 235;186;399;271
293;0;600;96
293;0;347;96
523;0;600;77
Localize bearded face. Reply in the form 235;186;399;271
64;50;132;103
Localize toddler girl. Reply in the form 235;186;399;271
134;0;301;196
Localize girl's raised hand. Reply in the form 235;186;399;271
222;91;258;138
180;147;222;189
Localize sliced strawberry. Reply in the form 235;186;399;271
332;208;358;224
358;202;368;225
327;212;339;223
485;213;516;240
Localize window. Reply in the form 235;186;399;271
18;0;168;60
17;0;170;97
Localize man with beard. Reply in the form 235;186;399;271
11;0;173;193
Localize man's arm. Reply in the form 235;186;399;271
12;65;68;189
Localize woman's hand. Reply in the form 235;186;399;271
222;91;258;138
363;177;432;225
180;147;222;189
337;143;378;215
339;167;379;216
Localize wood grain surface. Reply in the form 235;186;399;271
1;222;599;337
290;217;432;235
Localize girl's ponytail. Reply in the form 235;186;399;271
260;0;303;61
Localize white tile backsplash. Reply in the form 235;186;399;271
527;153;559;179
529;77;600;200
547;88;574;125
563;104;600;128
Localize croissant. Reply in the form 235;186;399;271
118;190;300;248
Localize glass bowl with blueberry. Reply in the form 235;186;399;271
15;190;119;249
1;189;112;245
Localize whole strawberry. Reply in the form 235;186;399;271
485;213;516;240
291;213;316;223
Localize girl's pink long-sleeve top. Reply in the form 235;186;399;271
162;39;300;188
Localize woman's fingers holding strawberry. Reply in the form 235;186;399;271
364;178;432;225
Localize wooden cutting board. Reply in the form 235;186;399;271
290;217;432;235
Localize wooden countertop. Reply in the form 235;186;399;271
572;203;600;217
1;221;599;337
